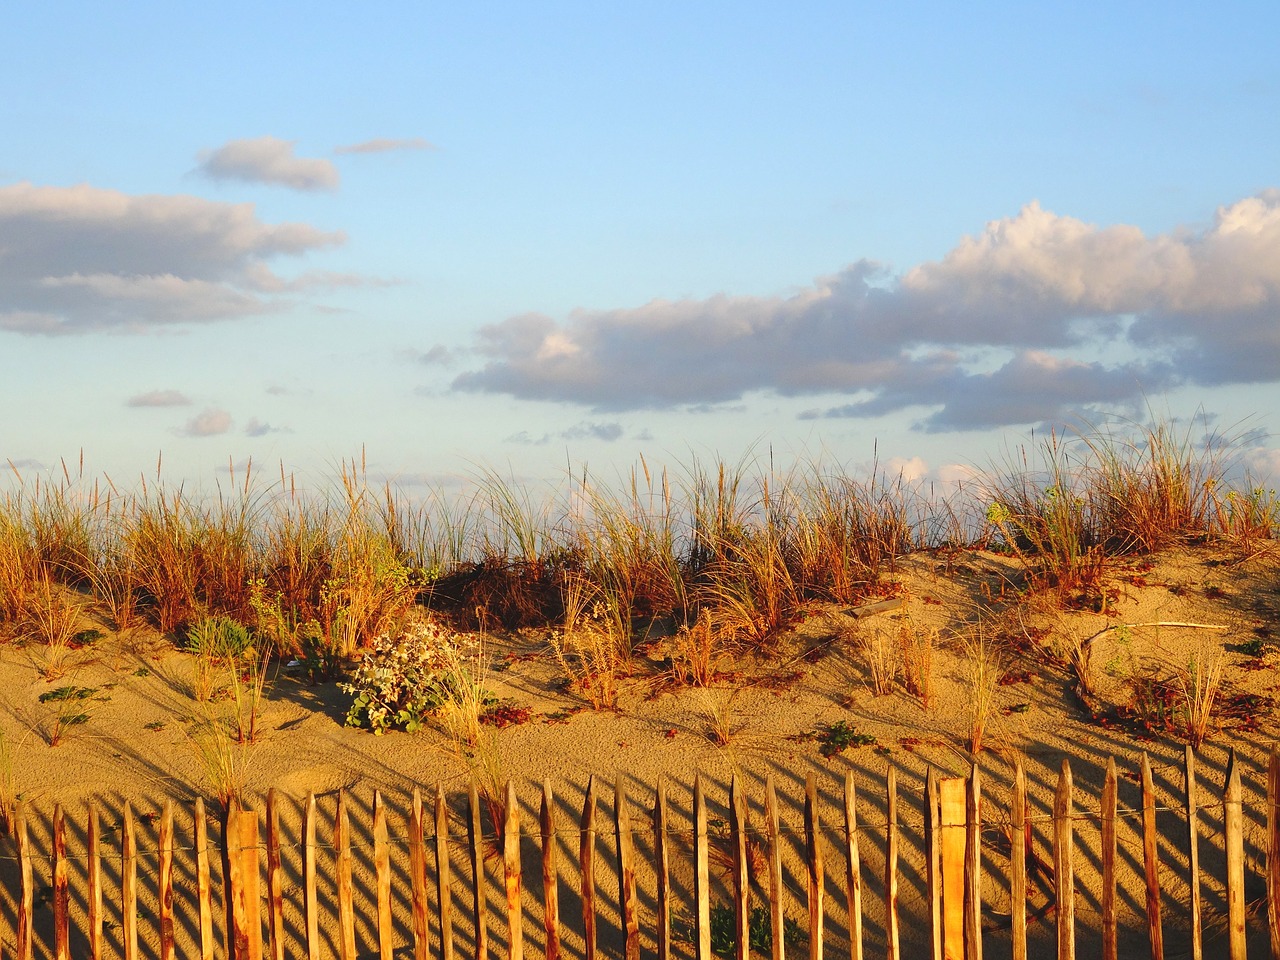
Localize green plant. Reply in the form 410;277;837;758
814;720;877;757
185;615;254;661
1174;642;1226;748
38;684;97;746
701;902;807;958
340;612;480;734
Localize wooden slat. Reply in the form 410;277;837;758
266;790;285;960
239;805;264;960
805;772;825;960
580;776;599;960
884;768;899;960
410;787;430;960
1140;753;1165;960
375;791;394;960
123;801;139;960
1101;758;1117;960
924;770;940;960
436;786;455;960
542;780;562;960
89;802;103;960
194;798;214;960
765;776;785;960
53;803;69;960
654;779;672;960
303;793;319;960
694;775;710;960
335;790;356;960
469;781;488;960
964;764;983;960
1010;764;1027;960
504;781;524;960
1224;749;1246;960
223;800;241;960
1269;747;1280;960
16;802;31;960
617;776;640;960
1053;760;1075;960
729;774;749;960
938;779;966;960
1186;747;1203;960
159;799;176;960
844;771;864;960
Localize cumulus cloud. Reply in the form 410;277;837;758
334;138;435;155
0;181;344;334
126;389;191;408
197;136;339;191
180;408;232;437
452;191;1280;432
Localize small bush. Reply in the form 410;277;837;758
341;613;480;734
185;615;254;661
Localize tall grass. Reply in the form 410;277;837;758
0;418;1273;681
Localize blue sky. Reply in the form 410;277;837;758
3;2;1279;491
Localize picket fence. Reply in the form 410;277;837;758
3;746;1280;960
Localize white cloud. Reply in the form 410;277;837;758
452;190;1280;433
126;390;191;408
197;136;340;191
334;138;435;155
180;408;232;437
0;181;344;334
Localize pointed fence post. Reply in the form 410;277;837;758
542;780;562;960
805;773;826;960
1224;750;1246;960
1140;753;1165;960
1053;760;1075;960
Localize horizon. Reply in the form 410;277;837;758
3;3;1278;489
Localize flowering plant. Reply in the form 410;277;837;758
340;613;478;734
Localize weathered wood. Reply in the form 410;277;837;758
1224;750;1247;960
88;802;103;960
123;800;138;960
469;781;489;960
938;778;966;960
265;790;284;960
965;764;983;960
616;776;641;960
504;781;523;960
580;776;600;960
806;773;826;960
765;776;785;960
15;802;31;960
1010;764;1027;960
1140;753;1165;960
53;803;69;960
239;806;264;960
694;775;711;960
158;799;176;960
223;800;243;960
885;768;899;960
541;780;562;960
1053;760;1075;960
374;790;394;960
410;788;430;960
729;774;750;960
924;770;941;960
303;793;319;960
1101;759;1118;960
1269;747;1280;960
654;780;672;960
436;786;455;960
844;771;864;960
1186;747;1203;960
335;790;356;960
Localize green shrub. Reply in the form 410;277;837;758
185;615;254;661
340;613;479;734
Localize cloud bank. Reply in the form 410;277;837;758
452;191;1280;432
197;136;340;191
0;182;344;334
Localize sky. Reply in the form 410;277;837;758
3;1;1279;494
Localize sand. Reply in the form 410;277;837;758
0;543;1277;959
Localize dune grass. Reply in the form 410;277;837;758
0;418;1273;725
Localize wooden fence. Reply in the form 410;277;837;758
4;746;1280;960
